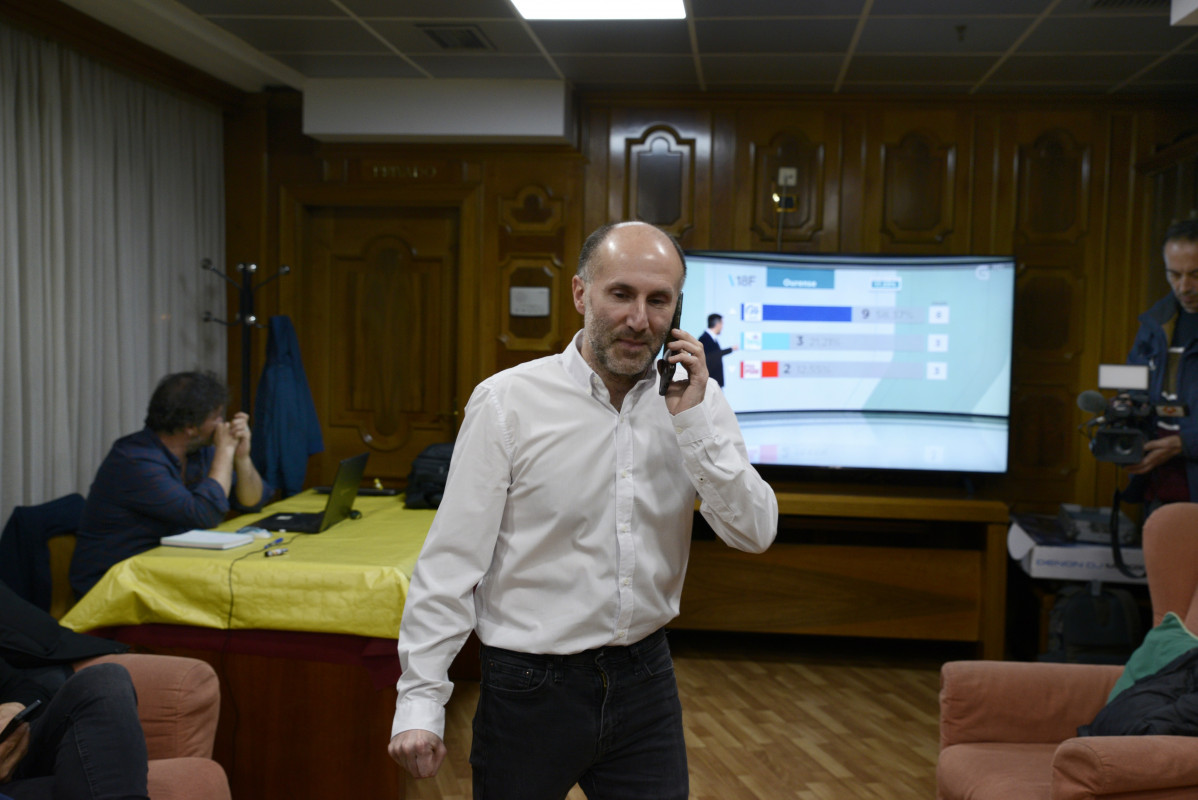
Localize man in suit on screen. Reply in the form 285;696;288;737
698;313;738;387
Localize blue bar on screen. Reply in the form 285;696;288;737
763;305;852;322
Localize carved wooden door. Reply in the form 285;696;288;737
284;204;460;487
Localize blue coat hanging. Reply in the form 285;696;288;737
251;315;324;497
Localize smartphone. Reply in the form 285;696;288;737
657;292;684;396
0;699;43;743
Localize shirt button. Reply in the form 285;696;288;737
617;630;627;638
622;578;631;586
675;426;683;434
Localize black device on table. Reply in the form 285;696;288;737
0;699;43;743
255;452;369;533
315;485;397;496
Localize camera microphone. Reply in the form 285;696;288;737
1077;389;1108;416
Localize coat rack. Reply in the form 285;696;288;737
202;259;290;413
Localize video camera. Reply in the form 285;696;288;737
1078;364;1154;465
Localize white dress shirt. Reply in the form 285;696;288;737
392;330;778;738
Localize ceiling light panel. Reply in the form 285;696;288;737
512;0;685;20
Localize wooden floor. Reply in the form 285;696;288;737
405;631;972;800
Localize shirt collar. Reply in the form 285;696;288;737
562;330;657;404
138;427;181;467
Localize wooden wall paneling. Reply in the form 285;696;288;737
1089;111;1143;507
497;254;563;352
728;104;843;251
1010;117;1096;508
496;185;566;358
709;109;739;251
223;100;270;415
880;129;955;247
967;111;1019;256
604;108;713;248
582;105;613;238
486;155;585;373
222;95;322;421
627;125;695;239
1008;260;1089;509
678;540;982;642
1016;126;1092;248
820;108;845;254
1008;385;1077;510
1141;131;1198;311
837;110;868;253
277;182;483;486
749;128;826;249
875;110;967;252
733;105;838;251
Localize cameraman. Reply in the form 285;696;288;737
1126;218;1198;508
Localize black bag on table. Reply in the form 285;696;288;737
404;442;454;509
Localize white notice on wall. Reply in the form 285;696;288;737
510;287;551;318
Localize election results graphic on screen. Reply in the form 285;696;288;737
681;251;1016;474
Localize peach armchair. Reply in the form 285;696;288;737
76;653;230;800
937;501;1198;800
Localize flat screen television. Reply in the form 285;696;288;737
681;250;1016;478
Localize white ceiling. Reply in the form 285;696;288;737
57;0;1198;96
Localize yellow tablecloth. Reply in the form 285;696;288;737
60;492;437;639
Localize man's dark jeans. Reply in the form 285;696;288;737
7;662;149;800
471;628;688;800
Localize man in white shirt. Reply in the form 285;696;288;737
388;221;779;799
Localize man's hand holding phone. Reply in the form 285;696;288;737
0;699;41;782
656;293;708;414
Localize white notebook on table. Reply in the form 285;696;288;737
160;530;254;550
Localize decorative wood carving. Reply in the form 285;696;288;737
881;130;955;244
750;130;824;244
1017;129;1091;245
626;125;694;238
500;185;563;235
360;160;449;182
499;256;562;352
326;232;456;453
497;185;568;353
1013;270;1082;362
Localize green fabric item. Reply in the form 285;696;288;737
1107;611;1198;703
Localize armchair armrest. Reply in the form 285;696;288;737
940;660;1122;748
75;653;219;760
1054;736;1198;800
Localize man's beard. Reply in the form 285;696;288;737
186;431;214;454
585;308;668;382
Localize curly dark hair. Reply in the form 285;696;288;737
144;371;228;433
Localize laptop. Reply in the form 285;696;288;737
255;452;370;533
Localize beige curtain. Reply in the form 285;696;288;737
0;20;225;525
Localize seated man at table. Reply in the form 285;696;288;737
70;370;273;597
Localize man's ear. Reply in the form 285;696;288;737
571;275;586;315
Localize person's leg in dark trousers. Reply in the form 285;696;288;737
470;630;688;800
6;662;149;800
